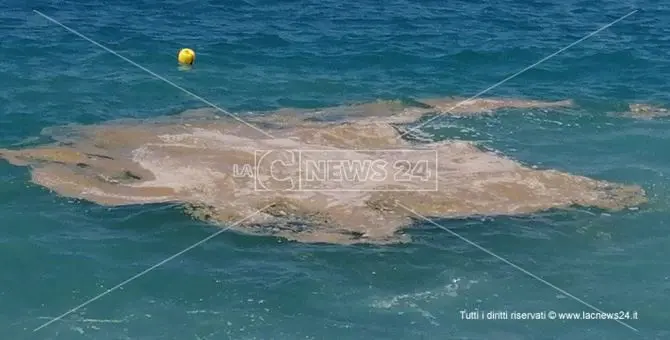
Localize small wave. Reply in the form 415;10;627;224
371;278;479;326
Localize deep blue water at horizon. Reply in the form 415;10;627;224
2;0;670;339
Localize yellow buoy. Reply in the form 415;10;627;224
177;48;195;65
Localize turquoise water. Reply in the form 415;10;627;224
2;0;670;339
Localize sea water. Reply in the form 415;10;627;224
1;0;669;339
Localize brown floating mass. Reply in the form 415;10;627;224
0;97;646;244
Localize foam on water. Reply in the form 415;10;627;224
0;97;648;244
